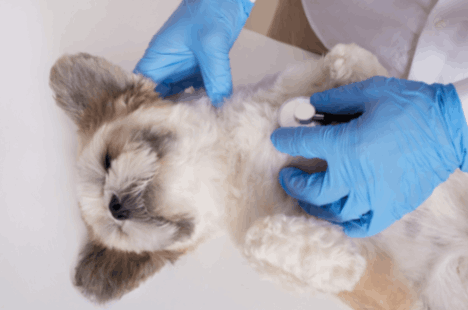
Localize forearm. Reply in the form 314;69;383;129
453;78;468;126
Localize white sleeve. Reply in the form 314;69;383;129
453;78;468;125
407;0;468;85
300;0;433;78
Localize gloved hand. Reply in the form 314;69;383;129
133;0;254;107
271;76;468;237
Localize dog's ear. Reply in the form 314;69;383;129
74;239;182;304
49;53;133;126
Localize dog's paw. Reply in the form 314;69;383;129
243;214;366;294
323;43;389;87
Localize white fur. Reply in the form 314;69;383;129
244;214;366;294
67;43;468;308
376;169;468;309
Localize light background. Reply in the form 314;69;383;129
0;1;351;309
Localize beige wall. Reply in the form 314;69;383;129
245;0;327;55
244;0;280;36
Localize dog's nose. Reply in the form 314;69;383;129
109;194;130;220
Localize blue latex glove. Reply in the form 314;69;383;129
133;0;254;107
271;76;468;237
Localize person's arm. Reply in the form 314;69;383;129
453;78;468;124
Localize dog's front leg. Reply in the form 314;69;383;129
242;213;366;294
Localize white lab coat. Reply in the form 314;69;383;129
301;0;468;117
408;0;468;84
301;0;468;83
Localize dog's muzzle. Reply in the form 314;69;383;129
109;194;131;220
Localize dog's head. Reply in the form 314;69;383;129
50;53;223;303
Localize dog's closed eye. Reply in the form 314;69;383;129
104;152;112;171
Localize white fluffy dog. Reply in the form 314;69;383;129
50;44;468;310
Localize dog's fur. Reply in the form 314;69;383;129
50;44;468;309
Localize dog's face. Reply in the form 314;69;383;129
76;106;194;253
50;53;223;303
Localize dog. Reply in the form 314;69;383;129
50;43;468;309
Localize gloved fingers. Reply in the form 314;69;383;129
155;70;205;97
279;167;349;206
298;199;350;222
193;44;233;107
341;205;400;238
270;126;337;159
339;210;374;238
339;195;399;238
133;47;197;85
232;0;255;17
299;196;376;238
358;205;406;238
133;48;168;82
310;76;388;114
299;192;375;237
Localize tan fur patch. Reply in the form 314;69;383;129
74;239;183;304
49;53;172;144
338;252;417;310
78;80;170;143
